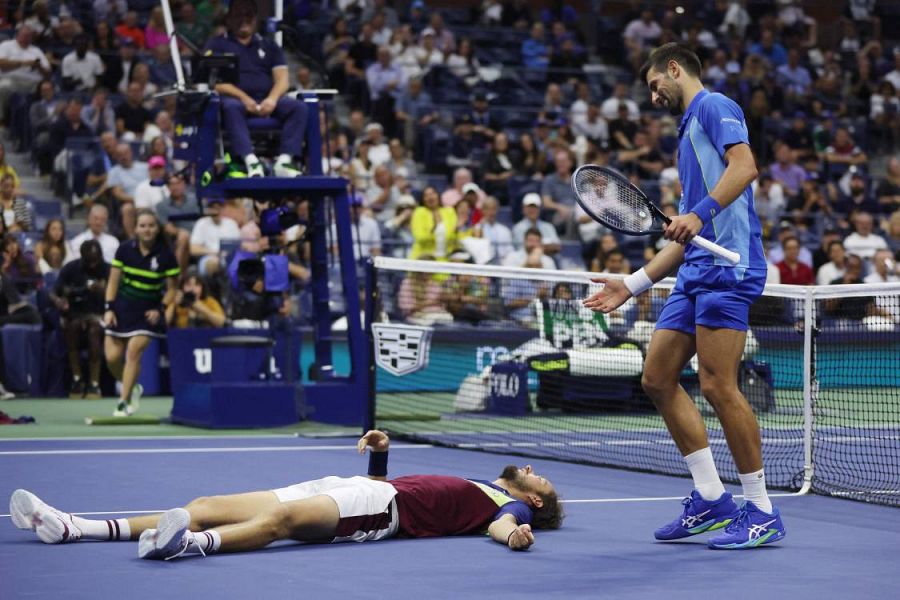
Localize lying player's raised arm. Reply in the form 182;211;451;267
488;513;535;551
358;430;390;481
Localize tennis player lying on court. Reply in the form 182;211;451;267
9;431;563;560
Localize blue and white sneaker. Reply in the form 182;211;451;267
707;501;785;549
138;508;194;560
655;490;740;540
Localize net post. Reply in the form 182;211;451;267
363;257;377;434
799;289;814;495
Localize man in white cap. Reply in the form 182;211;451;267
512;193;560;254
364;122;391;166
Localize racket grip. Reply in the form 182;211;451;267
690;235;741;265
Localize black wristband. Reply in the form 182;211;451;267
367;451;388;477
507;530;516;544
104;302;113;311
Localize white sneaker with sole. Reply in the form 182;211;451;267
9;489;82;543
273;161;303;177
129;383;143;415
246;160;265;178
138;508;194;560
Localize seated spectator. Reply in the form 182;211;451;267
835;171;879;216
410;186;457;259
83;132;119;202
791;177;834;218
343;22;378;111
572;102;608;146
769;141;807;199
590;233;631;274
394;76;437;151
35;218;69;274
540;148;578;234
425;12;455;54
148;45;179;90
81;87;116;136
443;256;500;324
811;228;842;272
48;97;94;181
115;81;154;139
548;36;586;86
478;196;513;263
513;132;546;178
864;248;899;284
366;45;406;137
446;37;481;88
156;173;201;271
776;236;814;285
101;38;140;95
29;81;64;172
483;133;516;203
521;22;550;69
888;210;900;254
166;271;226;329
68;204;119;264
144;7;169;51
22;0;58;47
622;9;661;72
331;193;381;261
349;139;374;190
468;90;498;146
0;174;31;232
61;33;104;91
203;0;307;177
783;111;816;168
107;143;148;238
748;29;787;68
503;227;556;269
363;122;391;167
512;193;560;253
447;113;478;170
366;165;402;224
768;221;813;268
397;258;453;326
134;156;169;212
322;16;354;88
754;174;787;234
824;127;868;175
176;4;212;50
129;63;160;105
824;254;893;321
115;11;146;48
52;239;108;399
843;211;888;261
385;138;418;180
600;82;640;122
0;24;51;125
816;241;846;286
776;48;812;109
1;233;39;294
617;129;664;180
874;156;900;216
190;198;241;277
442;168;485;209
607;102;639;151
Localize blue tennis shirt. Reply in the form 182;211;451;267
677;90;765;274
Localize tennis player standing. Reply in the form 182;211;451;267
584;43;785;549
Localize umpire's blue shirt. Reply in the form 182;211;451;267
204;33;286;101
677;90;765;275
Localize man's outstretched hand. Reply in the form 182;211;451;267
358;430;390;454
507;524;535;551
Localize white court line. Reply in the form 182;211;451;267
0;492;810;517
0;444;435;456
0;434;331;443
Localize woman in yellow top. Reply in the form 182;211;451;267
409;186;457;259
0;143;19;191
165;271;226;329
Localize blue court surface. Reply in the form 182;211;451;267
2;435;897;599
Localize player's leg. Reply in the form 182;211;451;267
119;334;150;407
647;291;738;540
139;495;340;559
103;335;125;381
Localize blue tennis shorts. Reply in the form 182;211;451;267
655;264;767;334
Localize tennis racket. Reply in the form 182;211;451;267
571;165;740;265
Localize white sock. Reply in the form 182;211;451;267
184;530;221;555
275;153;291;165
73;516;132;541
739;469;773;513
244;153;260;166
684;447;726;501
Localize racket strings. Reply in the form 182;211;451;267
574;170;655;233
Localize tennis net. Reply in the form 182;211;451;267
367;257;900;506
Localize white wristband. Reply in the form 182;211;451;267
622;268;653;297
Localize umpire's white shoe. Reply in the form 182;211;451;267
9;489;82;543
138;508;193;560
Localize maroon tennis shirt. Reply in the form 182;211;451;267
389;475;532;538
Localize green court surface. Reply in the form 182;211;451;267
0;397;358;439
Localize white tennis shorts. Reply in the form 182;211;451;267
271;476;399;543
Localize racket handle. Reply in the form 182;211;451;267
690;235;741;265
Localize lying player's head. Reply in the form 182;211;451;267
499;465;564;530
640;43;702;116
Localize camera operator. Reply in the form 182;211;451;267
51;240;109;399
165;270;226;329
